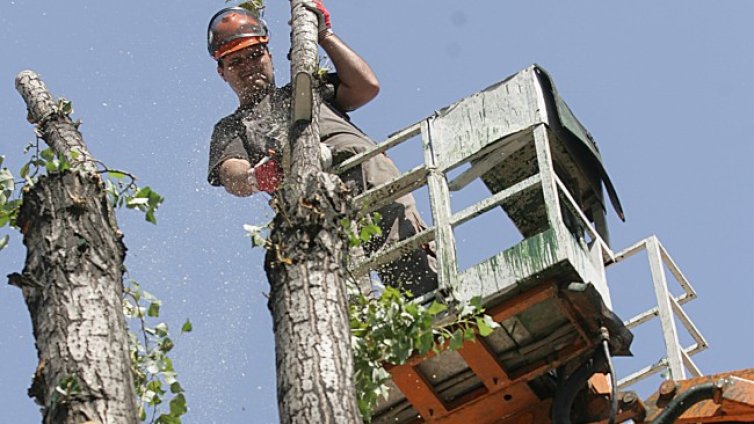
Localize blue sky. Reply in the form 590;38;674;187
1;1;753;422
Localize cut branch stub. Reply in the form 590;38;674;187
15;70;97;173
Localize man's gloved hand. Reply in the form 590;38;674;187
302;0;332;36
247;157;282;194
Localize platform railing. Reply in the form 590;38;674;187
610;236;708;388
337;117;613;297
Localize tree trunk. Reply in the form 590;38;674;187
10;70;138;424
263;2;361;423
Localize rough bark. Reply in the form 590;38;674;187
15;71;97;173
263;2;361;423
265;174;360;424
11;70;138;424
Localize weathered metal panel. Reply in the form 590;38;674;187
453;222;608;306
454;229;561;303
429;67;543;171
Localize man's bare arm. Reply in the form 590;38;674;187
219;158;255;197
301;1;379;110
319;32;379;111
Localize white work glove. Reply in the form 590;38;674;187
320;144;333;170
301;0;332;39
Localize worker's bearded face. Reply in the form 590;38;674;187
218;44;275;105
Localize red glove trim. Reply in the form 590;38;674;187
313;0;331;29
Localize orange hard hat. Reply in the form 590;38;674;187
208;7;269;60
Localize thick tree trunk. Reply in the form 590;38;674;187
265;174;360;424
263;2;361;423
10;71;138;424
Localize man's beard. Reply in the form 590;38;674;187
241;73;276;105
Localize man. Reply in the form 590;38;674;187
206;2;437;295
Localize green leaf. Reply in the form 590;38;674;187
482;315;500;334
359;226;371;243
244;224;268;248
236;0;265;14
0;169;14;191
157;415;181;424
19;162;30;179
426;301;447;316
449;329;465;350
181;319;192;333
155;322;169;337
476;317;494;337
416;331;434;355
464;326;476;341
163;356;175;372
109;171;126;180
40;148;54;162
170;382;183;394
161;338;175;353
147;379;165;395
57;158;71;172
2;234;13;250
147;302;161;318
469;296;484;310
146;210;157;224
169;393;187;416
59;99;73;115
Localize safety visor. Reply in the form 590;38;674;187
208;7;269;59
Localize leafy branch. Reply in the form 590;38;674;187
226;0;265;14
14;132;165;225
0;155;20;251
340;212;382;248
349;287;498;421
243;222;272;249
124;277;192;424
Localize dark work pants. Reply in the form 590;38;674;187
325;133;438;296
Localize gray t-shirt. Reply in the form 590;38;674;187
207;78;370;186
